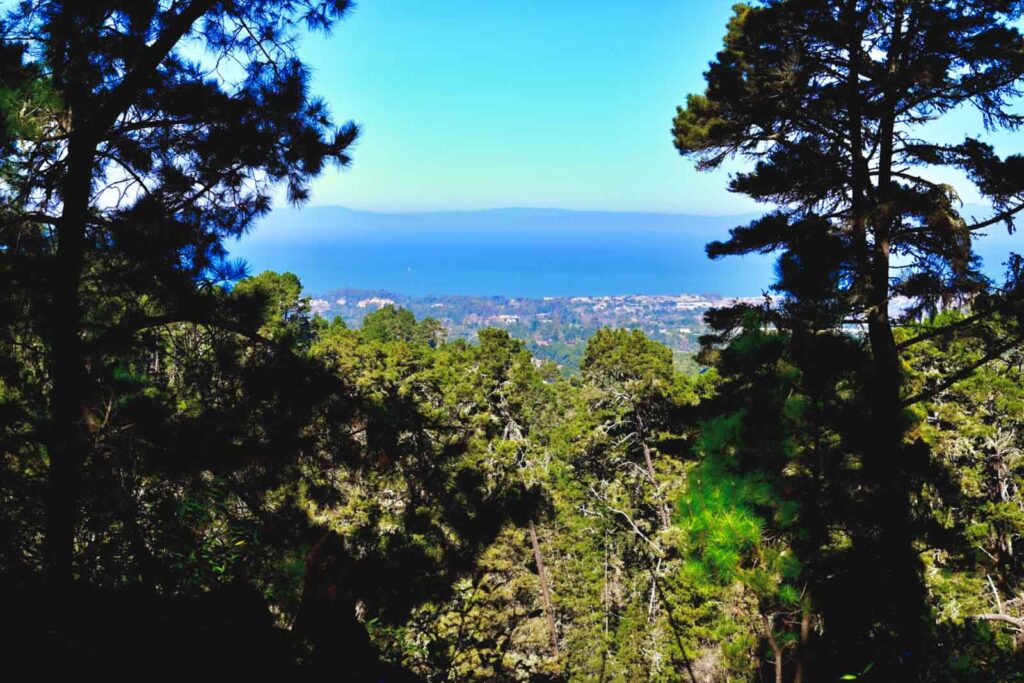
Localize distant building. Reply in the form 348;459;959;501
674;299;715;310
357;297;396;309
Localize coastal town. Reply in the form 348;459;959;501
312;289;765;371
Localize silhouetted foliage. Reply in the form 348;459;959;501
675;0;1024;679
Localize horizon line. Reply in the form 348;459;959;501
283;201;995;220
301;285;770;300
285;203;762;219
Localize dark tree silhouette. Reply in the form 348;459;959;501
675;0;1024;677
0;1;358;589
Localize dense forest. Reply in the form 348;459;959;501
4;1;1024;681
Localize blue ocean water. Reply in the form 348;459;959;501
229;206;1021;297
229;206;776;297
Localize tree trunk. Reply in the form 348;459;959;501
793;594;811;683
649;563;699;683
853;3;928;672
764;614;783;683
529;520;559;659
41;0;214;592
603;532;610;638
44;131;96;589
642;440;671;530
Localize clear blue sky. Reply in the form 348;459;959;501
294;1;1020;215
293;1;755;214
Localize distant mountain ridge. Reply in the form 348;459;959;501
242;205;762;242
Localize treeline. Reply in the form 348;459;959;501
6;268;1024;679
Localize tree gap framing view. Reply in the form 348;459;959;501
2;1;1024;681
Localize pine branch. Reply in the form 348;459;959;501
895;311;992;351
970;613;1024;629
965;201;1024;232
94;0;218;133
902;335;1024;407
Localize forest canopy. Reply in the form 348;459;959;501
2;1;1024;681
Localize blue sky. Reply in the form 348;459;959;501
292;1;1022;215
294;1;754;213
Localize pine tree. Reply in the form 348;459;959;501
675;0;1024;676
0;1;358;588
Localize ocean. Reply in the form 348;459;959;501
229;205;1019;297
229;206;775;297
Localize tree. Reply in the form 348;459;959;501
561;330;702;680
0;0;358;588
905;313;1024;668
674;0;1024;676
361;304;445;348
233;270;322;348
347;327;709;682
305;323;549;675
581;328;690;530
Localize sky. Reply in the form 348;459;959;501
287;1;1022;216
292;1;757;214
